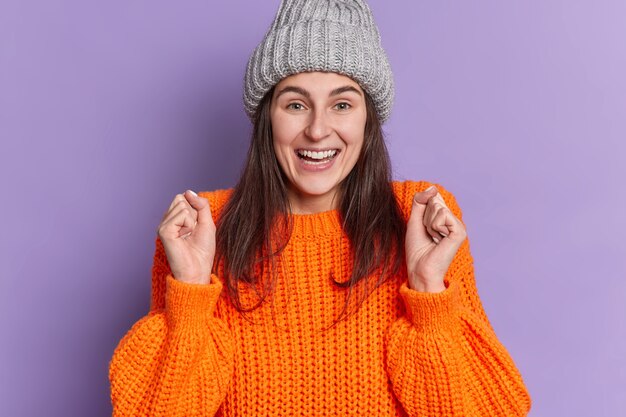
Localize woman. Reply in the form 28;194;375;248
109;1;532;416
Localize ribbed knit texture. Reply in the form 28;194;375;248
109;180;532;416
243;0;394;123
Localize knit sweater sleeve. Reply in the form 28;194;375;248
385;181;532;417
108;191;235;417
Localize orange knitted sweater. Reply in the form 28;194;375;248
109;180;531;416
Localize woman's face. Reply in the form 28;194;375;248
270;71;367;213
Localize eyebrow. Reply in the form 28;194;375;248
275;85;362;99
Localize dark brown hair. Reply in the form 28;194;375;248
214;85;406;324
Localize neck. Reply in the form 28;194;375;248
286;187;341;214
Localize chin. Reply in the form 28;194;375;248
286;175;343;204
292;177;340;197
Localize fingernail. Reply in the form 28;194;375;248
188;190;198;197
426;185;435;192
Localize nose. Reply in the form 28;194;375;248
304;108;332;141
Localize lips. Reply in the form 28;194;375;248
293;148;341;171
295;148;340;164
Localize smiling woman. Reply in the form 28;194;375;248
215;69;405;319
271;72;368;213
108;0;532;415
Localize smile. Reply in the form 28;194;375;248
296;149;340;165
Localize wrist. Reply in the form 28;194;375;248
175;265;214;285
184;276;212;285
407;272;446;293
183;269;213;285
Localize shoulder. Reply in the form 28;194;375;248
197;188;234;223
391;180;465;224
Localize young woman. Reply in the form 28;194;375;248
109;1;532;416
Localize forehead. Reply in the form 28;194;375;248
274;71;363;94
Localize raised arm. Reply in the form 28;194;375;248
109;191;235;416
385;181;532;416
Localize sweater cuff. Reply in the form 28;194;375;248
165;273;223;331
399;277;462;333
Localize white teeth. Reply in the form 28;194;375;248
298;149;337;159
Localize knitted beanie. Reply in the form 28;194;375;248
243;0;394;123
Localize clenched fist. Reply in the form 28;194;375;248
156;190;216;285
405;185;467;293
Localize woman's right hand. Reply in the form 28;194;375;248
157;190;216;285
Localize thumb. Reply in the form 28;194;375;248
406;185;438;243
185;190;214;226
411;185;438;214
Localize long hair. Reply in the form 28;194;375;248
214;85;406;324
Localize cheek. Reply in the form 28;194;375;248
339;110;366;145
341;124;366;151
270;116;290;162
272;140;290;170
272;137;295;174
271;111;300;140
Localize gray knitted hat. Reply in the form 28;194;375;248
243;0;394;123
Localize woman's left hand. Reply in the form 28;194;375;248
405;185;467;293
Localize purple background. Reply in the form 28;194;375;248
1;1;625;416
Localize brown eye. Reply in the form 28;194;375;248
287;103;304;110
335;102;351;110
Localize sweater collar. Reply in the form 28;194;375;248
289;209;344;239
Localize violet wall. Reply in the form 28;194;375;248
1;1;624;416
